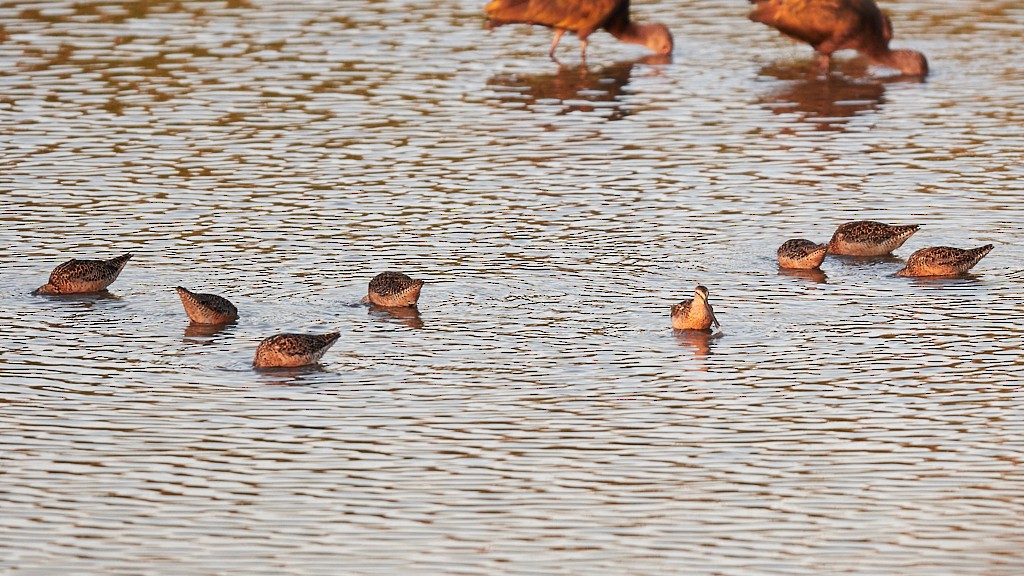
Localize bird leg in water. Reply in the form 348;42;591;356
580;38;588;62
549;29;566;58
815;52;831;75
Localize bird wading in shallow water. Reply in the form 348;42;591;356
365;272;424;308
34;253;132;295
897;245;994;277
671;285;720;331
749;0;928;76
175;287;239;325
485;0;674;60
777;239;829;269
827;220;919;256
253;333;341;368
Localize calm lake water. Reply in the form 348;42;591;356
2;0;1023;573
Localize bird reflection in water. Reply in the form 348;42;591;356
675;330;721;367
778;267;828;284
183;322;232;342
487;55;669;120
757;61;902;131
368;304;424;330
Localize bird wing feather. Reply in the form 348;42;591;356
486;0;622;33
750;0;881;49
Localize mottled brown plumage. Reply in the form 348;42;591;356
897;245;993;277
34;253;132;295
749;0;927;76
777;238;828;269
828;220;919;256
175;286;239;325
365;272;424;308
671;285;720;331
485;0;673;58
253;332;340;368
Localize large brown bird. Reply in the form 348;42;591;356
485;0;673;59
749;0;927;76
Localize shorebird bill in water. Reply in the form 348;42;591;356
897;245;994;277
253;333;341;368
485;0;673;59
827;221;919;256
175;287;239;325
749;0;928;76
671;285;720;331
777;239;828;269
365;271;424;308
34;253;132;295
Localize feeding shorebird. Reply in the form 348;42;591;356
485;0;673;59
253;332;341;368
896;245;994;277
365;272;424;308
175;287;238;325
34;253;132;295
777;239;829;269
671;285;720;331
827;220;919;256
749;0;928;76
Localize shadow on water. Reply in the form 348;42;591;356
829;254;905;268
33;290;122;305
778;267;828;284
253;363;329;385
183;322;235;342
902;274;987;287
486;55;670;120
368;304;423;329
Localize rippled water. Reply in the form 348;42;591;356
2;0;1023;573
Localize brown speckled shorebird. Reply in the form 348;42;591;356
253;332;341;368
897;245;994;277
749;0;928;76
827;220;919;256
365;271;424;308
175;287;238;325
34;253;132;295
671;285;720;331
485;0;674;59
778;239;829;269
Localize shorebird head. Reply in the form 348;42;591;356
694;285;710;302
640;23;674;56
886;49;928;77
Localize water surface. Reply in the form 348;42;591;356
1;0;1023;574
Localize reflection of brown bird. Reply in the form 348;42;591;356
34;253;132;295
778;239;828;269
485;0;673;59
254;333;340;368
828;220;919;256
369;305;424;330
175;287;238;325
758;64;887;130
486;58;651;119
749;0;927;76
897;245;994;277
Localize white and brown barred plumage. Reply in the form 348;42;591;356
671;285;720;331
175;286;239;324
365;271;424;308
777;239;829;269
897;245;993;277
253;332;340;368
34;253;132;295
827;220;919;256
